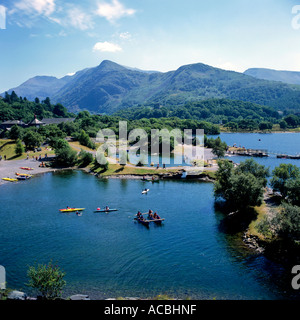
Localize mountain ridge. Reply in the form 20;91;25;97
244;68;300;85
3;60;300;114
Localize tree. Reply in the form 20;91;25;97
211;137;227;158
259;122;273;131
235;158;269;187
77;149;94;167
78;130;96;149
27;261;66;300
54;140;78;167
214;159;267;210
9;124;23;141
270;163;300;198
23;130;43;150
53;103;68;117
15;139;24;156
284;114;300;128
279;120;288;130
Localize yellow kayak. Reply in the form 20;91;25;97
2;178;18;182
59;208;85;213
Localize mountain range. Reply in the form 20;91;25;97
244;68;300;85
3;60;300;114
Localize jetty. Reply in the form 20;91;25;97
227;147;268;158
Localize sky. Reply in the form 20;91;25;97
1;0;300;93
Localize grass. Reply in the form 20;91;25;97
68;140;99;152
91;163;182;177
0;139;55;161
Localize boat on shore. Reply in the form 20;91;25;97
16;175;31;180
2;178;18;182
15;173;32;177
20;167;34;170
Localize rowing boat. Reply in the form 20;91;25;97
59;208;85;213
142;189;149;194
135;216;150;226
94;209;118;213
2;178;18;182
16;175;31;180
148;215;164;224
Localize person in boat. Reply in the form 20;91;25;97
105;205;109;211
67;206;70;209
97;207;101;211
153;212;160;220
137;211;142;218
148;209;153;218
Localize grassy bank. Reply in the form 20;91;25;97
0;139;55;161
90;163;184;177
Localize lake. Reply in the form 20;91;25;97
217;132;300;172
0;133;300;300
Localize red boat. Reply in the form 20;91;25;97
20;167;34;170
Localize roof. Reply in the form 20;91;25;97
41;118;75;125
1;120;26;125
28;118;44;125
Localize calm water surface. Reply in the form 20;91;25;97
1;133;300;300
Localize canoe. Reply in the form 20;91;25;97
59;208;85;213
15;173;32;177
20;167;34;170
142;189;149;194
94;209;118;213
2;178;18;182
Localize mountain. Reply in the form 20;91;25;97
244;68;300;85
3;60;300;114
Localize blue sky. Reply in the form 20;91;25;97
0;0;300;93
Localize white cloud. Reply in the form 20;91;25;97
119;32;131;40
96;0;136;23
66;7;94;30
14;0;56;16
93;41;122;53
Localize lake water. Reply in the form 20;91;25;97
1;133;300;300
217;132;300;172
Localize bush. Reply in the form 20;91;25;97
78;149;94;167
27;261;66;300
15;139;24;155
